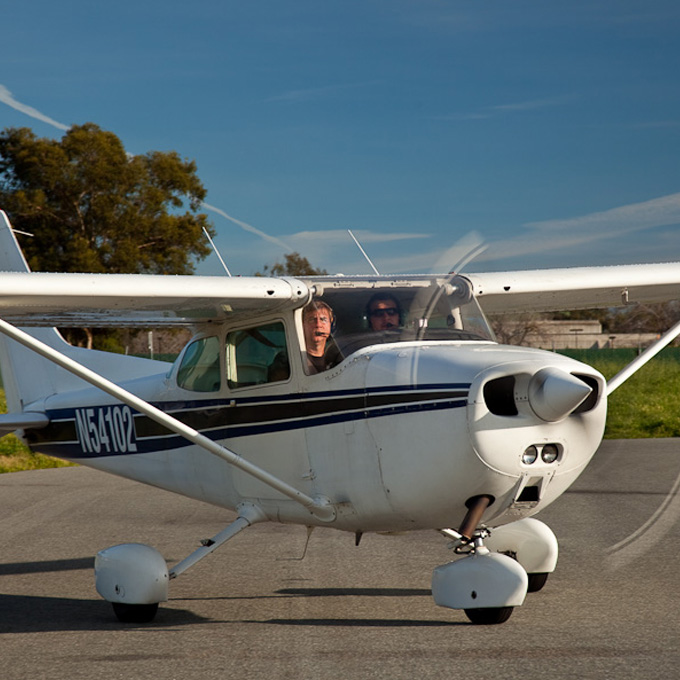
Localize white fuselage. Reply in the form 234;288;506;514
27;339;606;535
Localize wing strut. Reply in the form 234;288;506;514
0;317;336;523
607;318;680;395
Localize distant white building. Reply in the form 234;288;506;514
521;320;658;350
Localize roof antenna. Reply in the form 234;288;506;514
203;227;232;277
348;229;380;276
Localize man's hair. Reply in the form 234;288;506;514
365;293;401;319
303;300;334;321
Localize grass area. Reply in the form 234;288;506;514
0;390;75;473
560;347;680;439
0;433;74;473
0;347;678;473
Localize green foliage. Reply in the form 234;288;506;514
0;388;74;473
257;252;328;276
0;123;214;274
561;348;680;438
0;433;73;473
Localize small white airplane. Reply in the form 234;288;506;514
0;210;679;625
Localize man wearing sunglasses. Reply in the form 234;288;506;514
366;294;402;331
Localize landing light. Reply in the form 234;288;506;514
522;446;538;465
522;444;560;465
541;444;560;464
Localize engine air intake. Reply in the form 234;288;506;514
483;376;518;416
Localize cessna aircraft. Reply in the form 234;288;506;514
0;210;679;625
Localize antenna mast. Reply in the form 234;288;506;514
203;227;232;277
348;230;380;276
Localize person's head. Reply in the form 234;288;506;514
302;301;334;357
366;294;401;331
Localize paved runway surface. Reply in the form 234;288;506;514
1;438;679;679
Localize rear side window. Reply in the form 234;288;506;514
177;336;221;392
227;322;290;389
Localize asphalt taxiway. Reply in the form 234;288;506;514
1;438;679;679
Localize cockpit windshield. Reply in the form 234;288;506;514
302;274;495;360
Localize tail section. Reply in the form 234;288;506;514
0;211;74;411
0;211;169;414
0;211;32;272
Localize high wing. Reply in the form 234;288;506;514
0;271;311;326
0;209;678;325
0;210;311;326
463;263;680;315
0;264;679;326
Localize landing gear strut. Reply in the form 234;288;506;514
95;503;266;623
432;496;529;625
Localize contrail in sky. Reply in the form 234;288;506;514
0;84;69;131
202;202;292;252
0;83;289;253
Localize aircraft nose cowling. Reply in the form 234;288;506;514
528;367;592;422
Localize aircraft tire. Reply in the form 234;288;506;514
464;606;514;625
527;572;549;592
112;602;159;623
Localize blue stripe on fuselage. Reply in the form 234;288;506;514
29;383;470;460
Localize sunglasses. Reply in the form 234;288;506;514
369;307;399;318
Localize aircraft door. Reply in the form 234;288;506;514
224;321;312;506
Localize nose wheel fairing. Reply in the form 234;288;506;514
433;517;559;624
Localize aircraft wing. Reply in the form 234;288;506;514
464;263;680;314
0;211;310;326
0;272;311;326
2;263;676;326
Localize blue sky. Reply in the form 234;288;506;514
2;0;679;276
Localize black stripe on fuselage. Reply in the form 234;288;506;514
27;384;469;459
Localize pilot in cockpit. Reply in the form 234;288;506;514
366;293;402;331
302;301;343;374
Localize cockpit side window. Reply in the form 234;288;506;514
177;336;221;392
226;321;290;389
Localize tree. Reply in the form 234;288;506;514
0;123;213;274
607;301;680;336
490;313;548;346
553;303;680;337
257;252;328;276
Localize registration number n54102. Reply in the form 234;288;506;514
74;405;138;454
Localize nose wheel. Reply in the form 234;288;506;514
433;496;530;624
432;532;529;625
112;602;160;624
464;606;514;625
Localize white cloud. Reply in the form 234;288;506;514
286;229;429;244
265;81;380;104
489;95;575;113
525;192;680;234
435;94;576;122
203;194;680;277
0;84;69;131
480;193;680;264
284;229;433;275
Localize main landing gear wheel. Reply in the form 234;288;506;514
527;572;549;593
112;602;159;623
464;606;514;625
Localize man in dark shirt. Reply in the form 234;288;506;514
302;301;342;374
366;293;401;331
